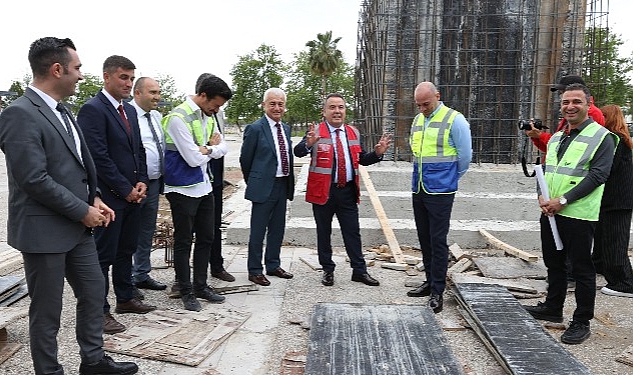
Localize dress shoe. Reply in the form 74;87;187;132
196;286;226;303
115;299;157;314
212;270;236;282
249;274;271;286
351;273;380;286
429;293;443;314
267;267;294;279
131;286;144;300
407;281;430;297
321;271;334;286
182;293;201;312
103;313;126;335
523;301;563;323
167;281;181;299
79;354;138;375
135;277;167;290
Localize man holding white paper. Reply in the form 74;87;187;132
524;83;616;345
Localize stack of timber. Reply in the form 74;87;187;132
0;275;27;307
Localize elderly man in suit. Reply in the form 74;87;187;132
240;87;295;286
78;55;156;335
0;37;137;375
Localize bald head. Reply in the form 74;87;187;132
133;77;161;112
414;82;441;118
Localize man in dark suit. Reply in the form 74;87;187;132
0;37;137;375
78;55;155;334
240;87;295;286
294;93;391;287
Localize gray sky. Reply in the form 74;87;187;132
0;0;631;95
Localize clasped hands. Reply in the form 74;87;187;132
538;195;564;217
82;196;116;228
126;182;147;204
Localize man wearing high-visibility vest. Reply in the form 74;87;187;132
405;82;472;314
524;83;616;345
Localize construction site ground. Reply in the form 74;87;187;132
0;131;632;374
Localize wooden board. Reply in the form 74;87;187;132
0;306;28;329
479;229;538;262
104;306;250;366
0;249;23;276
451;273;540;294
616;344;633;367
473;257;547;279
305;303;464;375
281;350;307;375
299;255;322;270
0;284;28;307
358;166;405;264
453;283;593;375
0;276;23;303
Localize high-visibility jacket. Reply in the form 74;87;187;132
544;121;615;221
306;123;362;205
161;102;215;187
409;106;460;194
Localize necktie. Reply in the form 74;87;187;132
56;103;75;145
144;112;164;175
117;104;131;135
275;123;289;176
335;129;347;187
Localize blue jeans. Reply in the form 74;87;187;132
133;178;161;283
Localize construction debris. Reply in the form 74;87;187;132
479;229;538;262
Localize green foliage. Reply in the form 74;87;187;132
155;74;185;116
69;73;103;114
583;27;633;111
305;31;343;99
1;80;26;108
285;51;355;126
225;44;286;125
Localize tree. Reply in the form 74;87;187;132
305;31;343;99
69;73;102;114
1;80;26;108
225;44;286;125
583;26;633;111
155;74;185;116
285;51;355;126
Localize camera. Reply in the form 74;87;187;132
518;119;543;131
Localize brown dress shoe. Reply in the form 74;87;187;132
266;267;294;279
248;274;271;286
103;313;126;334
212;270;236;282
115;298;157;314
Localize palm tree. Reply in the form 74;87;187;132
306;31;343;100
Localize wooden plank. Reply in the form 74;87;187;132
299;255;322;271
104;306;250;366
453;283;593;375
0;307;28;329
0;342;22;365
358;166;405;264
0;249;23;277
451;273;539;294
448;258;473;276
473;257;547;279
0;284;28;307
305;303;464;375
479;229;538;262
616;344;633;368
449;243;470;261
280;350;307;375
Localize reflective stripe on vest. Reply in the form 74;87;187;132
544;122;615;221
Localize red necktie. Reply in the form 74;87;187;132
117;104;131;136
335;129;347;187
276;123;289;176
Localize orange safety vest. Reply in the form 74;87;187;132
306;123;362;205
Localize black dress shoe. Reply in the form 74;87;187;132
321;271;334;286
267;267;294;279
351;273;380;286
79;354;138;375
407;281;430;297
429;293;443;314
135;277;167;290
248;274;271;286
212;270;236;282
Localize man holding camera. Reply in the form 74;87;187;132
524;75;605;154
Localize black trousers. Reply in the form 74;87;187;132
166;192;214;295
313;183;367;274
541;214;596;323
209;182;225;273
593;209;633;293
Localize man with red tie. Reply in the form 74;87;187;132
240;88;296;286
293;93;392;287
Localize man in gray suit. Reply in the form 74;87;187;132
240;87;295;286
0;37;138;375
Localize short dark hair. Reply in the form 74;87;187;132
197;75;232;101
323;93;345;107
28;37;76;78
102;55;135;74
562;83;591;103
195;73;215;93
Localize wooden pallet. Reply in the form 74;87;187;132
305;303;464;375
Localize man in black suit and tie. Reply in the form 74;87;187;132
294;93;392;287
240;88;295;286
78;55;156;334
0;37;137;375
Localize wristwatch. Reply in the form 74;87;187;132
559;196;567;206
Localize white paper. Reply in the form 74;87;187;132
535;165;564;250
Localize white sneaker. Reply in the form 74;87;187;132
601;286;633;298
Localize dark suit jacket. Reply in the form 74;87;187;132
0;88;98;253
240;116;295;203
77;91;148;209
